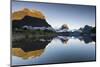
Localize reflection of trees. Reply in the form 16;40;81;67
12;35;96;59
12;36;53;59
57;35;95;44
78;35;96;44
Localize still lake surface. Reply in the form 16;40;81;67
12;36;96;66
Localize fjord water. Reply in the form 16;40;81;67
12;36;96;66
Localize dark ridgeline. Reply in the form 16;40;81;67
12;16;51;29
79;25;96;34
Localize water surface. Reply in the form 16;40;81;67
12;36;96;66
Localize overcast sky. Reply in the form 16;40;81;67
12;1;96;29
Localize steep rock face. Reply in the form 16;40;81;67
56;24;69;32
12;16;51;29
12;8;51;29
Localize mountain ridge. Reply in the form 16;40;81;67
12;8;53;30
12;15;51;29
12;8;45;20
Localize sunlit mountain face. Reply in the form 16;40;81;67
12;8;54;31
12;8;45;20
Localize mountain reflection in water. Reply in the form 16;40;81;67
56;35;95;44
12;36;53;59
12;35;96;66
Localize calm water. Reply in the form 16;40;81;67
12;36;96;66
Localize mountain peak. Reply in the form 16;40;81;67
23;8;30;12
61;24;69;29
12;8;45;20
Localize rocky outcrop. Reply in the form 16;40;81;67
12;8;45;20
12;8;52;30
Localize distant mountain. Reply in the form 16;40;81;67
12;8;53;31
61;24;69;30
79;25;96;34
56;24;69;32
